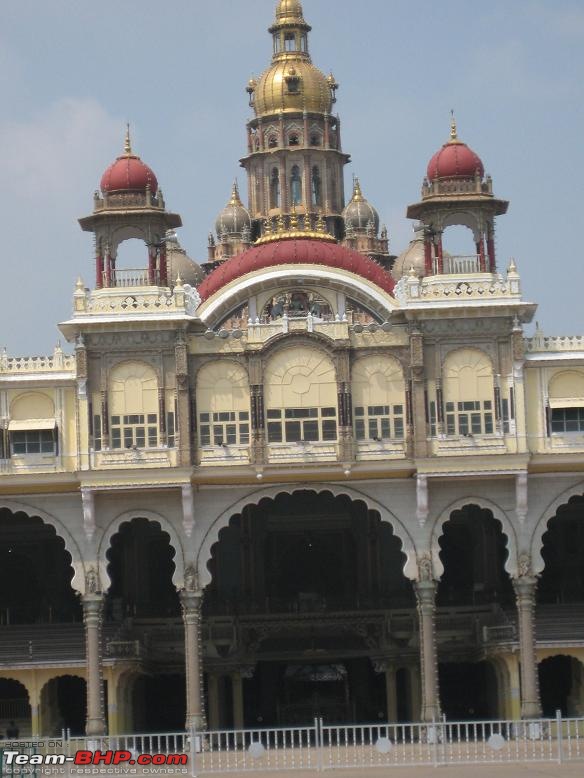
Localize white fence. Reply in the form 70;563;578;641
4;714;584;775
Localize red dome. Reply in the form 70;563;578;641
427;141;484;180
100;154;158;194
198;237;395;301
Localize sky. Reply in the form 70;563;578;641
1;0;583;354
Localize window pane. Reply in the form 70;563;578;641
111;416;120;425
147;414;157;424
213;425;224;445
267;409;281;419
459;415;469;435
267;422;282;443
111;429;121;449
394;418;404;439
225;425;237;445
239;412;249;421
355;419;365;439
285;421;301;441
393;405;403;416
321;407;336;417
240;425;249;444
446;415;455;435
354;407;364;417
368;419;378;439
471;413;482;434
304;421;319;441
484;414;494;434
322;420;337;441
200;426;210;446
200;413;210;423
124;429;133;448
381;418;391;439
135;428;146;448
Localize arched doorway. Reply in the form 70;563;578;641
538;495;584;604
0;508;80;625
0;678;31;738
539;656;584;717
205;490;415;727
105;518;182;732
40;676;86;736
437;504;513;719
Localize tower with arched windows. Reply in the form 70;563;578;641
241;0;349;240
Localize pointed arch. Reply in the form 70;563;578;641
431;496;518;579
0;499;84;593
97;509;185;592
531;480;584;575
196;484;418;588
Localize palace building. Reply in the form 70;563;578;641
1;0;584;737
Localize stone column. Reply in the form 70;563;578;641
208;674;220;730
513;573;542;718
83;593;106;736
181;587;205;731
415;580;440;721
232;672;245;730
385;664;398;722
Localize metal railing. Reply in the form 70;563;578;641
3;713;584;774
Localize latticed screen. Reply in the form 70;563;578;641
445;401;494;435
199;412;249;446
111;414;158;449
267;407;337;443
354;405;404;440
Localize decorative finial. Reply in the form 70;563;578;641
508;257;517;273
316;212;327;233
289;204;299;230
229;180;242;207
124;123;132;156
352;177;363;202
449;110;458;143
277;212;286;232
264;218;272;235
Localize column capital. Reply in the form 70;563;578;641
414;578;438;608
513;575;538;599
82;593;104;621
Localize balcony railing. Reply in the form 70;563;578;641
439;255;481;274
103;268;159;288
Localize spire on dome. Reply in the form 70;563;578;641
448;110;461;145
228;180;243;207
351;176;364;202
124;123;133;156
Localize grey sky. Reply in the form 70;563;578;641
1;0;583;354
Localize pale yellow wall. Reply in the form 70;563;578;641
352;355;405;408
109;361;158;415
265;346;336;409
443;348;494;403
196;361;249;412
9;391;54;419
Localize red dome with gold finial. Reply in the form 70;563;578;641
427;116;484;181
100;126;158;195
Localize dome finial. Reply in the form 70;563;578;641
124;123;133;156
228;180;242;207
352;176;364;202
449;110;460;144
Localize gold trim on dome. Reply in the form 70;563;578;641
255;210;336;245
447;110;462;145
253;59;333;118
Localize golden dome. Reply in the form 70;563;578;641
253;60;333;117
275;0;305;22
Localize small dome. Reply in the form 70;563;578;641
165;231;204;286
100;127;158;194
215;182;251;237
343;178;380;234
252;59;333;117
276;0;304;21
427;117;484;181
392;232;425;281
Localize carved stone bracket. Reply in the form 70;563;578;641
182;484;196;537
515;472;528;524
416;474;429;526
81;487;96;542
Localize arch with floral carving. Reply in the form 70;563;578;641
431;497;518;579
196;484;418;588
98;509;185;592
530;480;584;575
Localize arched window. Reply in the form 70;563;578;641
310;134;321;147
548;370;584;433
108;362;160;449
270;168;280;209
288;133;300;146
9;392;57;456
352;357;406;440
268;135;278;149
290;165;302;205
443;349;495;436
265;347;337;443
311;166;322;206
196;362;250;447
